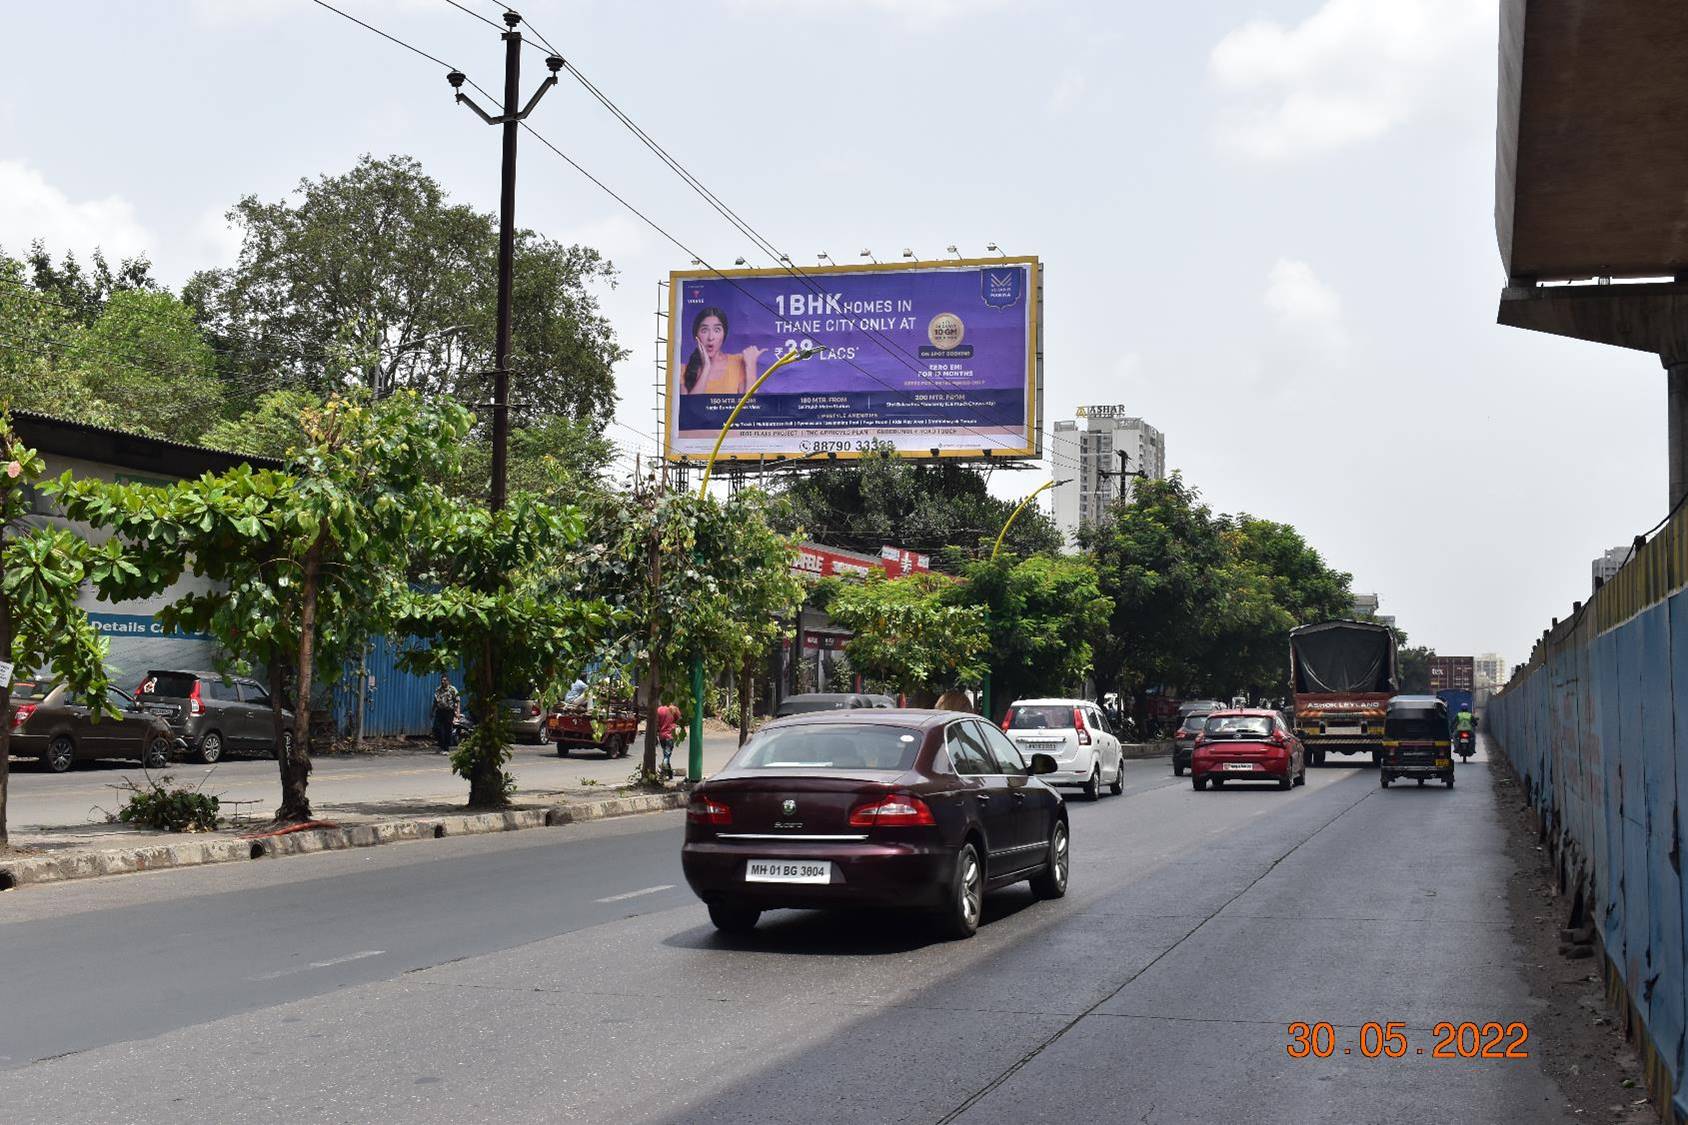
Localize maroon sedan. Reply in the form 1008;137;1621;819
1190;709;1307;792
682;710;1070;939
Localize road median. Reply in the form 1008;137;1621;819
0;789;688;890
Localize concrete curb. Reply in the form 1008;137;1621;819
1121;741;1173;760
0;791;688;890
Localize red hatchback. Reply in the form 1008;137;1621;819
682;710;1070;939
1191;709;1307;792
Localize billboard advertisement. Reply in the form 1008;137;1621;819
664;257;1040;462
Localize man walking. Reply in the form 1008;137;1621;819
656;701;681;779
432;673;460;754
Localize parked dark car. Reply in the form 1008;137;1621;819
10;682;183;772
1190;709;1307;792
135;670;293;764
682;709;1069;939
774;693;894;717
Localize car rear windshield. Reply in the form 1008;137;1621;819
732;725;922;771
1007;706;1074;730
15;680;55;702
1205;715;1274;739
1179;714;1211;733
137;672;198;699
1388;714;1447;740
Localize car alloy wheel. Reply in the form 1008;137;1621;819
1109;758;1125;795
1278;769;1293;791
46;735;75;773
1031;821;1069;899
939;843;983;940
143;737;171;770
1083;765;1101;802
197;731;224;765
1193;775;1207;791
1173;762;1184;777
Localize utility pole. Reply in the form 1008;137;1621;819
448;13;562;510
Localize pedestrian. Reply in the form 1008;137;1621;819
656;701;681;778
432;673;460;754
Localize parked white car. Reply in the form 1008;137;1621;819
1002;698;1125;800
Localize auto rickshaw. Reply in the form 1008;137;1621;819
1380;695;1454;789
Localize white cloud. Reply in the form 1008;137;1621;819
1209;0;1493;160
1264;257;1345;356
1047;68;1088;115
189;204;245;269
0;160;154;264
727;0;1013;28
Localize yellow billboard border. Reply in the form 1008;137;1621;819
662;255;1041;465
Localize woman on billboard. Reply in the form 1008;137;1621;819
680;307;763;394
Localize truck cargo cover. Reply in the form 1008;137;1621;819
1291;624;1395;694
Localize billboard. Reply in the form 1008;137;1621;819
664;257;1040;462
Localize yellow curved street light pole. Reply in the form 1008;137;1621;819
687;346;814;781
982;478;1067;721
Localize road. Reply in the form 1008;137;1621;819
0;743;1571;1124
4;734;744;834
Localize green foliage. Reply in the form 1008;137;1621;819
198;389;321;457
954;554;1112;721
0;413;114;843
54;390;475;823
1398;645;1435;693
393;495;614;807
24;242;158;326
1080;474;1354;707
452;414;618;505
776;451;1063;562
185;154;626;423
114;774;221;833
827;573;989;699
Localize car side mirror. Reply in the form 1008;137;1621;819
1029;752;1058;776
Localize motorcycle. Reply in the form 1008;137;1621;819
1455;729;1475;761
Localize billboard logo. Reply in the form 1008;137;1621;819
927;313;965;350
981;268;1023;309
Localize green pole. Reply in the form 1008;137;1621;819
689;653;705;781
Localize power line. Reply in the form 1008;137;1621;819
307;0;460;70
440;0;503;32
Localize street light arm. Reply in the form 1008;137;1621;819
697;348;814;497
991;478;1064;560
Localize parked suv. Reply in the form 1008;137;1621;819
135;670;294;764
1001;698;1125;800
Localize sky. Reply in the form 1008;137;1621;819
0;0;1663;670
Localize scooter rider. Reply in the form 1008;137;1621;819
1455;706;1476;756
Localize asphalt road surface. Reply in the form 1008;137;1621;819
0;742;1572;1124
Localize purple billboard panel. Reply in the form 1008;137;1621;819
664;258;1040;461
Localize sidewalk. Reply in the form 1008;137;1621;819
0;730;747;889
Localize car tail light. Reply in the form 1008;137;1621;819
11;703;36;729
687;794;731;826
848;793;937;828
189;680;204;716
1268;729;1286;746
1000;708;1015;732
529;703;541;716
1073;707;1092;746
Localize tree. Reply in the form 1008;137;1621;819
1080;474;1230;712
952;554;1112;722
68;289;224;443
0;414;114;846
1397;645;1435;693
393;496;614;807
776;452;1063;562
55;391;473;823
24;242;158;327
185;154;625;424
198;389;320;457
827;573;989;704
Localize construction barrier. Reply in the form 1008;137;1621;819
1488;517;1688;1120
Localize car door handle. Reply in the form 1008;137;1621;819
972;793;992;803
1011;790;1026;802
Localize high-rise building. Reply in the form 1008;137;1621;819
1591;545;1633;590
1050;407;1166;547
1474;652;1508;689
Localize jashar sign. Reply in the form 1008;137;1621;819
665;257;1041;462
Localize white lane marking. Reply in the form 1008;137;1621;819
250;950;386;981
595;884;676;903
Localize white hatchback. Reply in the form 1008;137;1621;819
1002;698;1125;800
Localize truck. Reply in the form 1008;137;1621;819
1289;620;1398;766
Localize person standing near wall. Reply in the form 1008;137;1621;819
432;674;460;754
